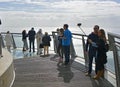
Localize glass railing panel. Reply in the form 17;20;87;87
106;51;115;73
12;34;23;48
1;34;6;47
72;35;116;74
49;36;54;51
115;38;120;57
1;33;54;59
72;37;84;58
12;34;54;50
116;46;120;65
3;33;117;75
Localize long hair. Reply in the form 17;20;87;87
99;29;107;43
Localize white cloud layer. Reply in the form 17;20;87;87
0;0;120;33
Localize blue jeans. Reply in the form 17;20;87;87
22;39;28;50
63;45;70;64
88;54;97;74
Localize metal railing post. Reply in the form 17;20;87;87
108;33;120;87
0;34;2;56
0;19;2;57
11;34;17;49
82;36;88;66
70;39;76;58
52;32;57;53
1;35;5;48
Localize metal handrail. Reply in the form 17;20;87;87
0;34;2;56
1;33;17;49
52;31;88;65
108;32;120;87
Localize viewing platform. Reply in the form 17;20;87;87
0;31;120;87
12;51;113;87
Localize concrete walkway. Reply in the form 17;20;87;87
12;54;113;87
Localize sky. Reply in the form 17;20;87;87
0;0;120;33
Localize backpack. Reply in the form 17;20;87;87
43;36;51;43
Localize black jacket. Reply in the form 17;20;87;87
22;31;28;40
28;30;36;41
86;32;99;56
42;35;51;46
97;38;107;64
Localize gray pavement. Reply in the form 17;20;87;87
12;54;113;87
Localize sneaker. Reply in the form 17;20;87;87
23;49;26;51
93;75;99;80
85;73;91;76
0;55;3;58
59;58;63;63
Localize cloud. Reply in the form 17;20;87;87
0;0;120;16
0;0;120;31
0;0;13;2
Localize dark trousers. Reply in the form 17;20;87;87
88;54;97;74
63;45;70;64
29;40;35;52
96;56;105;71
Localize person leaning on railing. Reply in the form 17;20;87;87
28;27;36;52
42;32;51;56
22;30;28;51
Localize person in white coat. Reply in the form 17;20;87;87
36;29;43;55
5;31;13;52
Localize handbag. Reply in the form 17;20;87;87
39;43;44;48
105;43;109;52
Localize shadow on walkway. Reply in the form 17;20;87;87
57;64;74;83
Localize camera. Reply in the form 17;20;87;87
77;23;82;27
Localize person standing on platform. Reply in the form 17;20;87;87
36;29;43;55
22;30;28;51
57;28;64;64
5;31;13;52
62;24;72;65
89;29;107;79
28;27;36;52
53;28;59;54
85;25;99;76
42;32;51;56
